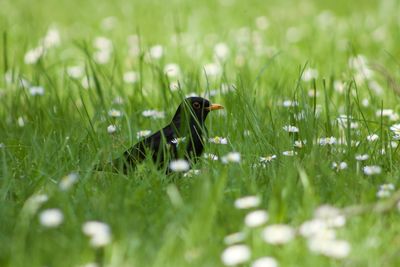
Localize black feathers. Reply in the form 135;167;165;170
110;97;224;173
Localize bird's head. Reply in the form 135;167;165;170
173;97;224;126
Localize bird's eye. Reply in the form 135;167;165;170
193;102;201;109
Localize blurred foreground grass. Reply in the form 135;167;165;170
1;0;400;266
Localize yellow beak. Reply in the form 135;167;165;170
207;104;224;111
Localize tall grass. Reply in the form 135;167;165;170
0;0;400;266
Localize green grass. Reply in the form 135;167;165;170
1;0;400;266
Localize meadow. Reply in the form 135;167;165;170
1;0;400;266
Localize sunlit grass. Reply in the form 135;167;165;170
1;0;400;266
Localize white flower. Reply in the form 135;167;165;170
255;16;269;30
262;224;295;245
251;257;278;267
123;71;139;84
222;152;241;163
169;81;180;91
362;98;370;107
312;206;346;228
94;50;111;64
332;162;348;170
299;219;327;238
224;232;246;245
376;184;394;199
318;137;337;146
377;189;391;198
363;165;382;176
149;45;164;59
245;210;269;228
282;150;297;156
59;172;79;191
39;209;64;228
169;159;190;172
282;100;298;107
348;55;373;81
142;110;165;119
203;63;221;76
380;183;395;191
221;245;251;266
302;68;319;81
355;154;369;161
29;194;49;206
214;42;230;61
308;238;351;259
183;169;200;177
314;205;340;219
137;130;152;139
67;66;85;79
283;125;299;133
294;140;306;148
43;27;61;48
82;221;111;247
93;37;112;51
17;117;25;127
171;137;187;147
164;63;181;78
334;80;345;93
209;136;228;144
81;76;91;89
29;86;45;96
368;80;383;95
24;46;45;64
390;124;400;135
259;155;277;164
366;134;379;142
234;195;261;209
107;125;117;134
377;109;395;117
203;153;219;160
108;109;122;118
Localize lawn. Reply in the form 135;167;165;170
1;0;400;266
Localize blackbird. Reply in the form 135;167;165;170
110;97;224;173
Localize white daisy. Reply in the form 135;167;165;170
108;109;122;118
363;165;382;176
221;245;251;266
262;224;295;245
82;221;111;247
59;173;79;191
209;136;228;144
244;210;269;228
251;257;278;267
283;125;299;133
137;130;152;139
123;71;139;84
142;110;165;119
169;159;190;172
224;232;246;245
39;209;63;228
107;125;117;134
29;86;45;96
366;134;379;142
221;152;241;164
234;196;261;209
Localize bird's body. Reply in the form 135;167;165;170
110;97;223;173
